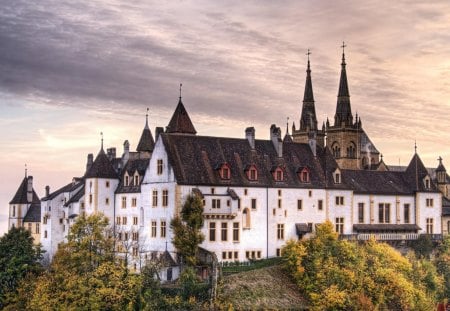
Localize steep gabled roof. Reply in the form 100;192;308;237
9;177;40;204
300;57;318;131
42;180;83;201
23;202;41;222
64;184;85;206
166;98;196;134
116;158;150;194
137;115;155;152
85;148;118;179
404;153;438;192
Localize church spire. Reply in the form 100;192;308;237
137;107;155;152
334;42;353;127
300;49;318;131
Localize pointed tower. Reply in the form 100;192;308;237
9;170;40;230
435;156;450;198
136;108;155;158
84;135;119;220
292;51;325;147
326;43;380;170
283;119;293;143
166;84;197;135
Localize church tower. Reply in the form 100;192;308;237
292;51;325;147
326;43;380;170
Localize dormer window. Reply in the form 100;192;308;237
272;166;284;182
298;167;310;183
124;174;129;186
134;174;139;186
423;176;431;189
219;163;231;180
333;169;341;184
245;165;258;181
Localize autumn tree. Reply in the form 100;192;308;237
435;235;450;298
170;194;205;266
0;226;43;308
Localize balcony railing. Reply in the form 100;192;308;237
340;233;443;241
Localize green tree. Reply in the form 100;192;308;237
435;235;450;298
170;194;205;266
412;234;434;259
0;226;43;308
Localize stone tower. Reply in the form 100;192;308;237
292;52;325;147
326;44;380;170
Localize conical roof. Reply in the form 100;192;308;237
136;114;155;152
10;176;40;204
300;57;318;131
334;49;353;126
166;98;197;134
405;153;431;191
85;148;118;179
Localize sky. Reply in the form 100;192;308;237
1;0;450;234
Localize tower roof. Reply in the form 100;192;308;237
85;148;118;179
334;42;353;127
166;97;197;135
436;156;446;172
136;110;155;152
300;52;318;131
9;176;40;204
405;153;433;191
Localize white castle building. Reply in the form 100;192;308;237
8;50;450;277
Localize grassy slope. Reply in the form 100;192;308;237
218;265;308;310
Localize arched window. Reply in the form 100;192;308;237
272;167;284;182
347;142;356;158
134;174;140;186
242;208;251;229
331;142;341;158
124;174;129;186
219;163;231;180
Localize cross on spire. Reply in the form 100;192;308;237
306;49;311;61
145;107;149;129
438;156;443;165
341;41;346;53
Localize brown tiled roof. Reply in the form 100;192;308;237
116;158;150;193
342;170;411;195
353;224;421;232
404;153;439;192
166;99;196;134
42;180;83;201
136;127;155;152
85;149;118;179
10;177;40;204
160;134;329;188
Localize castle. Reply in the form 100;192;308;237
8;47;450;278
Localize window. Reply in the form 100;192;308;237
131;198;137;207
335;217;344;234
157;159;163;175
276;248;281;257
161;221;166;238
106;181;110;188
251;198;257;210
277;224;284;240
272;208;276;216
209;222;216;241
211;188;215;194
122;217;127;225
105;197;109;205
221;222;228;241
426;218;433;234
347;143;356;158
297;199;303;210
248;166;258;181
246;251;250;259
318;200;323;211
234;251;238;259
425;179;430;189
89;194;92;204
335;196;344;205
309;190;312;197
132;247;138;257
12;206;15;217
220;163;231;179
162;190;168;207
151;221;157;237
125;175;129;186
298;168;310;183
233;222;239;242
273;167;284;181
118;232;123;241
378;203;390;223
335;173;340;184
36;223;40;234
116;217;121;225
212;199;221;209
358;203;364;223
121;197;127;208
244;189;248;196
133;217;138;225
228;251;233;259
404;204;410;224
243;208;251;228
227;200;230;207
278;199;282;209
28;223;32;232
134;175;139;185
124;232;129;240
43;216;47;225
332;144;340;158
426;198;434;207
132;232;139;241
152;190;158;207
44;230;48;238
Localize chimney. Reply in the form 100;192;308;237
245;127;255;149
107;147;116;160
308;132;317;157
122;140;130;166
155;127;164;141
45;185;50;197
27;176;33;202
270;124;282;157
86;153;93;172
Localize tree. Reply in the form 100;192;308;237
412;234;434;259
435;235;450;298
0;226;43;308
170;194;205;266
26;213;141;310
